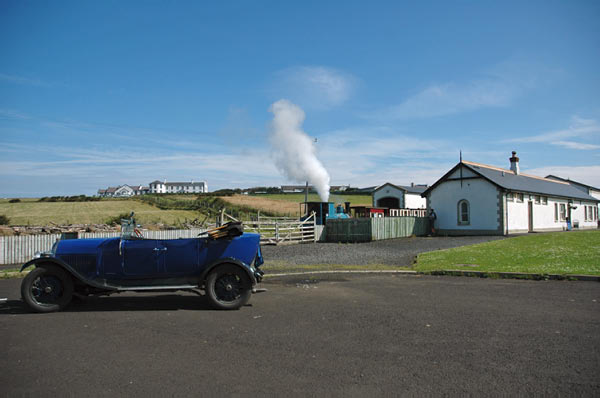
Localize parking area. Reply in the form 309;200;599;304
1;274;599;396
261;235;506;266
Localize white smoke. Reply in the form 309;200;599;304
268;99;331;202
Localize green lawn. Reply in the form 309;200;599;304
415;230;600;276
253;193;372;206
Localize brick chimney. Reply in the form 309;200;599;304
509;151;520;175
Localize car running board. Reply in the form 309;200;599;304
116;285;198;291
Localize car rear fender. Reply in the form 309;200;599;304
200;257;256;288
20;258;116;291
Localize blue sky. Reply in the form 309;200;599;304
1;1;599;197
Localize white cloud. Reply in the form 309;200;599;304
373;79;517;120
271;66;357;110
507;116;600;144
550;141;600;150
0;73;52;87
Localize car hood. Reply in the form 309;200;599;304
55;237;120;256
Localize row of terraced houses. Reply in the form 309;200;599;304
97;180;208;197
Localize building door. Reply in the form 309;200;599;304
528;201;533;232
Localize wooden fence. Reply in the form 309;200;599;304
326;216;429;242
223;211;317;245
388;209;428;217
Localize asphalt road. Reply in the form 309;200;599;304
1;275;599;396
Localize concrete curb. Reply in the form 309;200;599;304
1;268;598;282
422;270;600;282
265;270;417;278
264;269;600;282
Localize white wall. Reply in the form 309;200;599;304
506;195;597;233
405;193;426;209
428;177;500;233
373;184;405;208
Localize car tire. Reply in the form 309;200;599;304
205;264;251;310
21;265;74;313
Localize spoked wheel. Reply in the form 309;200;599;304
205;264;251;310
21;266;74;313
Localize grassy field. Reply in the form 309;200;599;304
0;193;372;225
0;199;202;226
415;230;600;276
228;193;372;217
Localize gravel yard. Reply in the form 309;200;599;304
261;235;506;266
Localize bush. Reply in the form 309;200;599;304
8;198;21;203
105;212;132;226
38;195;100;202
0;215;9;225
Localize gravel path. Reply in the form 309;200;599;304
261;235;506;266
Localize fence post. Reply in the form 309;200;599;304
275;222;279;243
313;211;317;242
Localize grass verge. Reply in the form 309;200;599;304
415;230;600;276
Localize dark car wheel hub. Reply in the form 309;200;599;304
31;276;63;304
215;274;241;302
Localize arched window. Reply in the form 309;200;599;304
457;199;470;225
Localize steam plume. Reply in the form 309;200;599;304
268;99;330;202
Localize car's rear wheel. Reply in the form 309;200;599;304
21;265;74;313
205;264;251;310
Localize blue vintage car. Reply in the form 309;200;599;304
20;216;264;312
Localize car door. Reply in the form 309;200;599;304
122;239;161;277
159;238;203;275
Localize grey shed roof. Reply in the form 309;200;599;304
423;161;599;202
399;185;428;194
375;183;428;195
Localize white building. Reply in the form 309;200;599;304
98;185;149;197
422;152;599;235
372;183;427;209
149;180;208;194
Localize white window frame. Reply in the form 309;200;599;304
457;199;470;225
516;193;524;203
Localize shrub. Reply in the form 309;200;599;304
0;215;9;225
8;198;21;203
105;212;132;226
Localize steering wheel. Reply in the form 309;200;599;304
134;228;143;239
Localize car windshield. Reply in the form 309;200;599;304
120;213;137;239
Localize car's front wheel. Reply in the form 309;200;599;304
205;264;251;310
21;265;74;313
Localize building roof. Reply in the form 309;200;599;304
423;161;599;202
545;175;600;192
149;180;205;186
166;181;205;187
374;182;428;195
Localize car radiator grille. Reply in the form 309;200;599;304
59;254;98;276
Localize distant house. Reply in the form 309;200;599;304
281;185;350;194
149;180;208;194
421;151;599;235
98;184;149;197
372;183;428;209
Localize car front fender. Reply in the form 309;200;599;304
20;257;117;291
